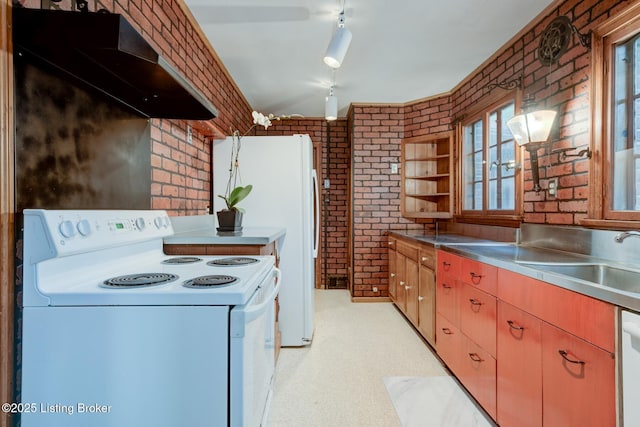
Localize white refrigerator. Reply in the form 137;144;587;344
214;134;318;346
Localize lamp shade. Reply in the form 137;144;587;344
506;110;557;146
323;26;352;68
325;94;338;121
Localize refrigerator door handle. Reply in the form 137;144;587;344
312;169;320;258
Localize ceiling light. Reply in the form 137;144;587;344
324;10;352;68
325;86;338;121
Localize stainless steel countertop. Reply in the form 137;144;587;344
392;232;640;313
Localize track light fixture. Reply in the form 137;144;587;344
324;10;352;68
325;86;338;121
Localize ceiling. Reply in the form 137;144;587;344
184;0;556;119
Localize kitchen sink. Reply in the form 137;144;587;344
533;263;640;293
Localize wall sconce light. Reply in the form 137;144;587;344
325;86;338;121
506;95;557;193
324;10;352;68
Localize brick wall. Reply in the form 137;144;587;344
401;0;630;226
254;118;350;288
349;105;428;298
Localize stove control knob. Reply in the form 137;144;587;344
154;216;163;229
76;219;92;236
163;216;171;228
59;220;76;238
135;217;146;230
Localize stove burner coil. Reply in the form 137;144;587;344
183;275;239;288
162;257;203;264
103;273;178;288
207;257;259;266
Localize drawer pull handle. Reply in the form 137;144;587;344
418;296;424;301
400;281;405;286
468;353;483;362
558;350;585;365
507;320;524;330
422;256;429;262
442;261;451;269
441;328;453;335
469;298;483;306
442;283;452;289
390;273;396;277
405;285;411;290
470;272;483;284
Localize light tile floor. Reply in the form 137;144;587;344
267;289;495;427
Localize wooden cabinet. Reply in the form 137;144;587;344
497;301;542;427
387;239;397;300
418;255;436;346
388;235;437;346
401;132;453;219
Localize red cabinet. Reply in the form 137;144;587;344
436;251;461;326
497;301;542;427
460;284;497;357
434;252;616;426
458;337;496;419
541;322;615;427
436;313;463;376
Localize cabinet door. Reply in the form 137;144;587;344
436;313;463;376
459;336;497;420
459;284;497;357
436;271;458;325
395;251;407;313
388;241;397;300
418;264;436;346
404;256;420;326
541;322;616;427
497;302;542;427
460;257;497;296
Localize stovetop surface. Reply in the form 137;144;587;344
29;254;275;307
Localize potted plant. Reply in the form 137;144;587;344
216;111;299;232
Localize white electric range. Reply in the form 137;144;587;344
20;209;279;427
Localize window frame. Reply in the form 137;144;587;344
587;2;640;227
456;92;523;225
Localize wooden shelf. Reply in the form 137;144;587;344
401;132;453;219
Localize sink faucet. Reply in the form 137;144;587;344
614;230;640;243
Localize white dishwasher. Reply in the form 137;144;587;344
622;310;640;426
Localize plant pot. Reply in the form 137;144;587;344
216;210;243;232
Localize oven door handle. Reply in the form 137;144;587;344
231;268;281;337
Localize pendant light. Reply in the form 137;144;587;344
324;9;352;68
325;86;338;121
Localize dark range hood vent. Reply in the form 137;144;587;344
13;8;218;120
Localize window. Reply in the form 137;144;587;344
460;96;521;220
589;4;640;224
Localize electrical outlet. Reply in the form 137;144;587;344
547;178;558;197
372;287;378;293
390;163;399;174
186;125;193;144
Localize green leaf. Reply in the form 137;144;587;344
226;185;252;209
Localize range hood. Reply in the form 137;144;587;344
13;8;218;120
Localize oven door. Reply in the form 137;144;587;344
229;267;281;427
